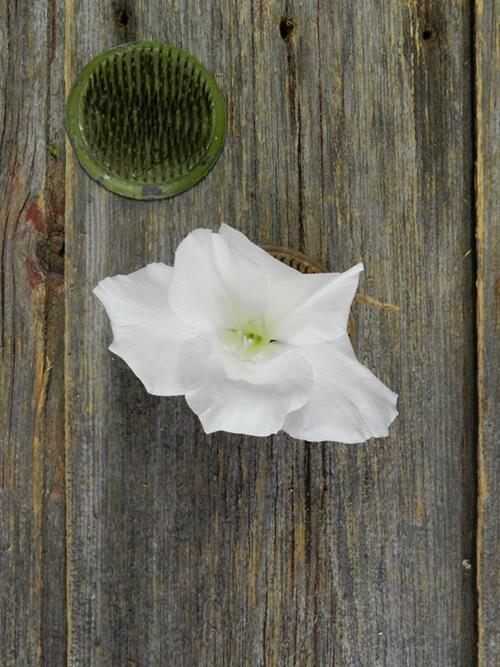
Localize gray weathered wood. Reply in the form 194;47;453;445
5;1;498;666
475;1;500;665
64;2;478;666
0;0;66;665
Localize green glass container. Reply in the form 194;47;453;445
66;41;227;200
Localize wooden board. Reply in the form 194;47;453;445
475;1;500;665
1;0;497;665
0;0;66;664
64;1;477;665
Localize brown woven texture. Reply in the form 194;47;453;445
263;245;326;273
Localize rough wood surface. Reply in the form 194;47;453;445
1;0;497;665
64;1;478;665
0;0;66;665
475;1;499;665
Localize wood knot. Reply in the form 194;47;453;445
118;8;129;26
113;2;131;29
279;16;296;42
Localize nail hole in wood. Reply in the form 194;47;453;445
422;29;433;41
280;16;295;42
118;8;129;26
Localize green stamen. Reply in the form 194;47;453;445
219;321;272;361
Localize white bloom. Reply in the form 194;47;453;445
94;224;398;442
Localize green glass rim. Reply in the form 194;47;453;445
65;41;227;200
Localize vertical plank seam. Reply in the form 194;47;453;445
64;1;74;663
472;1;485;665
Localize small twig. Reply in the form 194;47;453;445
355;294;402;313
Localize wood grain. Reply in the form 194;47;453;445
2;1;497;666
475;0;500;665
63;2;478;666
0;0;66;665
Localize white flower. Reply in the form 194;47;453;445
94;224;398;442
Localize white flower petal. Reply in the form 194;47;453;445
283;334;398;443
169;228;268;332
181;336;313;436
219;224;359;343
94;263;195;395
219;223;300;279
267;263;363;345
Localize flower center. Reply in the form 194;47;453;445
218;320;273;361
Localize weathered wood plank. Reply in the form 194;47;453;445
65;1;476;665
475;0;500;664
0;0;66;665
